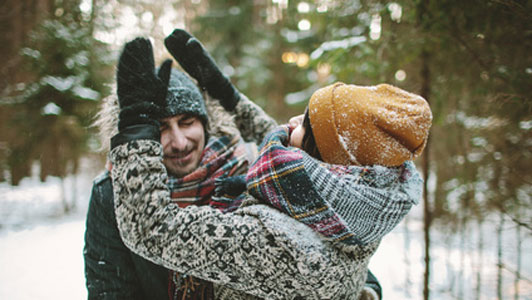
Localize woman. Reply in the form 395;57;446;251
243;82;432;247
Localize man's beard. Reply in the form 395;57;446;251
163;146;201;178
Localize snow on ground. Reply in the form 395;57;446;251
369;207;532;300
0;160;96;300
0;163;531;299
0;216;87;299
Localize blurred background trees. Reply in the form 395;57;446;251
0;0;530;298
1;0;113;210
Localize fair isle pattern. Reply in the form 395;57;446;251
163;134;252;300
110;139;378;299
213;284;258;300
165;94;275;299
246;127;422;246
232;94;278;145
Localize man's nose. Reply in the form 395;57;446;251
169;127;187;150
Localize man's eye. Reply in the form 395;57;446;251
159;124;169;131
180;119;194;126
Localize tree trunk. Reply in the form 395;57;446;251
421;100;431;300
475;219;484;300
420;49;432;300
458;215;466;300
403;216;412;297
514;216;521;300
444;235;455;296
497;211;504;299
416;0;433;297
70;172;77;210
61;176;69;213
270;24;287;120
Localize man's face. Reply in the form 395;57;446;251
159;114;205;178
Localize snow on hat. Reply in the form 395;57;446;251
161;68;208;124
308;82;432;166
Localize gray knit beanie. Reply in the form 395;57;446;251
161;68;208;124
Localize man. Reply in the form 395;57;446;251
84;29;382;299
84;49;272;299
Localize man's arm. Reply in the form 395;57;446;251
84;173;144;299
110;134;377;299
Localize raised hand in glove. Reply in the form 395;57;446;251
116;37;172;131
164;29;240;111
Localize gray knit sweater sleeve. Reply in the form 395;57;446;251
232;94;278;144
110;139;377;299
301;155;422;245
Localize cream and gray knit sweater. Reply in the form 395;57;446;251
110;95;419;299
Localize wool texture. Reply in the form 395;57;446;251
246;126;422;245
115;37;172;130
167;135;250;208
165;29;241;111
163;95;275;300
165;134;255;299
161;68;208;123
111;136;378;299
309;82;432;166
109;95;389;299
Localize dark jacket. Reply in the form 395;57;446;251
84;171;170;299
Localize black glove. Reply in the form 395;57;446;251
164;29;240;111
214;175;247;197
116;37;172;130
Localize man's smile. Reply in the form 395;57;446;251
165;148;194;164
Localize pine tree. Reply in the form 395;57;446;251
2;0;112;193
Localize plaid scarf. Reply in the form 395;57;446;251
246;126;417;246
167;135;251;208
167;135;253;300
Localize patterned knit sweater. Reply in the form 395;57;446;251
111;137;379;299
109;96;415;299
247;126;422;246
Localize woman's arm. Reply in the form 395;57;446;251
110;130;377;299
301;156;421;245
231;93;278;144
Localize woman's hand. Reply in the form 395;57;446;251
116;37;172;130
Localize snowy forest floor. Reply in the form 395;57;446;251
1;162;531;299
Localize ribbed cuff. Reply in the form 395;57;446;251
110;124;160;149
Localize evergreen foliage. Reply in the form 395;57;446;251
0;0;530;296
1;1;112;185
184;0;531;230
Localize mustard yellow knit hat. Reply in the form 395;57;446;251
308;82;432;166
